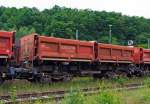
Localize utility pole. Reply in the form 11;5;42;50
109;25;112;44
51;33;54;37
148;39;150;48
76;29;79;40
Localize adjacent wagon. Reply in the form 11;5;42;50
0;31;15;83
93;43;142;78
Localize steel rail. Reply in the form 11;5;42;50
0;83;144;104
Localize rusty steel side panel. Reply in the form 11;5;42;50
97;43;134;63
0;31;14;59
37;36;95;61
19;33;37;62
133;48;142;64
142;49;150;64
14;40;21;65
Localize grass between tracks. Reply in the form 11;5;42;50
61;77;150;104
73;86;150;104
0;77;150;104
40;78;150;104
0;77;145;95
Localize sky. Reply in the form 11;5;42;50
0;0;150;18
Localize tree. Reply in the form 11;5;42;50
16;26;35;39
0;6;150;47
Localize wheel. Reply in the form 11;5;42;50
28;74;52;84
39;74;52;84
63;73;73;82
116;70;127;78
134;67;144;77
105;72;117;79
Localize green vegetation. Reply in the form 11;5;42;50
10;86;17;102
144;77;150;87
120;87;150;104
0;77;145;96
61;79;150;104
62;82;121;104
62;89;84;104
34;99;43;104
0;101;4;104
96;82;121;104
85;87;150;104
0;77;150;104
95;90;121;104
8;85;150;104
112;76;129;86
1;6;150;47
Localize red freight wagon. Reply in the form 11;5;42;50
20;33;95;62
0;31;15;59
96;43;135;63
93;43;142;78
0;31;15;83
19;33;95;82
39;35;95;61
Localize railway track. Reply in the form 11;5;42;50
0;83;144;104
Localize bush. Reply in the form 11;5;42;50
96;90;121;104
0;100;4;104
144;77;150;87
113;76;128;86
34;99;42;104
62;89;85;104
10;86;17;102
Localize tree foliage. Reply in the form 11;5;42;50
0;5;150;47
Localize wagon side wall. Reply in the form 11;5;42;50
97;43;135;63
